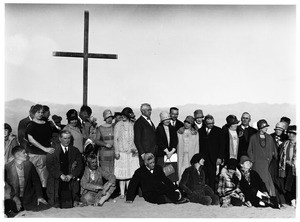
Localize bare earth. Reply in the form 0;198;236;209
14;196;296;218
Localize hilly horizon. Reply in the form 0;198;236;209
4;98;296;136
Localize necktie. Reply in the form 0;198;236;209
206;128;210;135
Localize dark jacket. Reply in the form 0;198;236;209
239;169;268;206
134;116;156;157
17;116;31;147
155;123;178;157
173;119;184;131
126;164;177;202
237;125;257;159
179;166;206;196
5;160;43;210
46;143;83;205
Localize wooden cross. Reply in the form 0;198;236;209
53;11;118;105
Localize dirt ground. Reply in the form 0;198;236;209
13;196;296;218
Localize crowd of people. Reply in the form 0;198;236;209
4;103;297;217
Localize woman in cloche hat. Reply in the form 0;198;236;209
113;107;140;199
177;116;199;181
247;119;278;201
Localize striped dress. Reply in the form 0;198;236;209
96;124;115;174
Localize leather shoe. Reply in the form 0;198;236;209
175;197;189;204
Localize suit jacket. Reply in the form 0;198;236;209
134;116;156;156
5;159;43;210
173;119;184;131
17;116;31;147
198;125;224;165
46;143;83;205
126;164;176;202
155;123;178;157
237;125;257;159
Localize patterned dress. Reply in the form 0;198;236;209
114;121;140;180
96;124;115;174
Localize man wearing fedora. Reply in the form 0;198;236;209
198;114;224;192
237;112;257;160
278;125;297;207
221;115;241;165
271;122;287;148
194;109;204;130
247;119;278;199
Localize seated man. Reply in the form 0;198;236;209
81;154;116;206
5;146;48;215
239;155;279;208
46;130;83;208
126;153;188;204
217;158;245;207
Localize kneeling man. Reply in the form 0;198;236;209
126;153;188;204
81;154;116;206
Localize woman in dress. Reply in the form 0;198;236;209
247;119;277;198
95;109;115;174
63;109;84;154
25;104;55;189
114;107;140;199
179;153;219;205
177;116;199;181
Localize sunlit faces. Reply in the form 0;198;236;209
105;116;113;124
205;119;215;129
16;149;28;162
69;119;78;127
80;111;90;122
229;123;239;131
199;158;205;166
163;119;171;126
241;160;252;171
195;117;204;124
288;132;296;141
184;121;192;129
241;113;251;126
142;105;152;118
34;109;44;120
87;158;98;171
170;109;179;121
275;129;284;136
260;127;268;134
59;133;72;147
146;158;155;170
4;129;9;138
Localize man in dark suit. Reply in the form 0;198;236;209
46;130;83;208
125;153;188;204
5;146;48;213
198;114;225;192
134;103;156;165
17;105;34;147
236;112;257;160
169;107;184;131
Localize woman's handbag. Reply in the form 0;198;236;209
163;160;175;177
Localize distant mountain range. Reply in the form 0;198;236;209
4;99;296;135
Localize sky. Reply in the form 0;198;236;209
4;1;297;108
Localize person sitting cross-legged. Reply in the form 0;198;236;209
81;154;116;206
125;153;189;204
217;158;245;207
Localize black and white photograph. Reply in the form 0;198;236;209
3;0;298;219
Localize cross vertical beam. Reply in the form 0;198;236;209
83;11;89;105
53;10;118;106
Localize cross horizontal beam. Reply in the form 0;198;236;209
53;51;118;59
